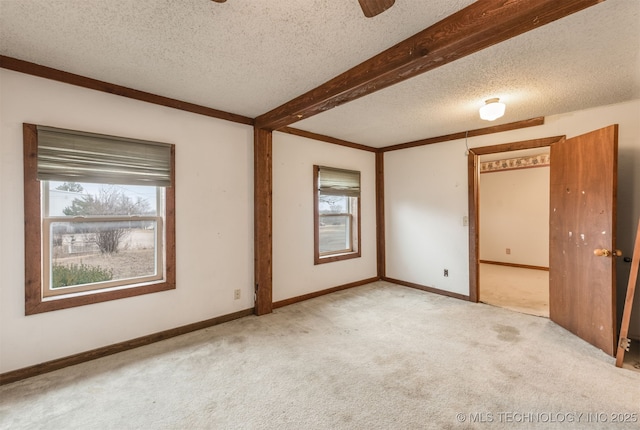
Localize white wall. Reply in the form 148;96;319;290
385;99;640;338
0;69;255;373
479;166;549;267
272;132;377;302
384;139;471;296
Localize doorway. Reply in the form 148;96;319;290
467;136;563;306
477;147;551;317
467;127;619;356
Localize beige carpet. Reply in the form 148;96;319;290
479;263;549;317
1;281;639;429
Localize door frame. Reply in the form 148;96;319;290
467;136;565;302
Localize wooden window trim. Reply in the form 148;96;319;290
23;123;176;315
313;165;361;265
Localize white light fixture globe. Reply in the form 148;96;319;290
479;98;506;121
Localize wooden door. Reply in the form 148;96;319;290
549;125;618;356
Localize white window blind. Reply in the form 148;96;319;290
36;125;173;187
317;166;360;197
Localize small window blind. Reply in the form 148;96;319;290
317;166;360;197
36;125;173;187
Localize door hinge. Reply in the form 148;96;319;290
619;337;631;352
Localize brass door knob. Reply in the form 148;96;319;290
594;249;622;257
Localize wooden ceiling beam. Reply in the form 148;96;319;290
0;55;254;126
255;0;604;131
278;127;377;152
381;117;545;152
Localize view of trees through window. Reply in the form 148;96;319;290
46;181;161;292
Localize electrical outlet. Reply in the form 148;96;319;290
506;248;511;255
444;269;449;277
234;289;241;300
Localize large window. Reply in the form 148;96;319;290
314;165;361;264
24;124;176;315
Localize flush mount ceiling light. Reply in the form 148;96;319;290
479;98;506;121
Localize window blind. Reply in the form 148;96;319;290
317;166;360;197
36;125;173;187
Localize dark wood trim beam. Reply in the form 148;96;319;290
279;127;376;152
255;0;602;130
254;128;273;315
381;117;545;152
376;152;386;278
471;135;564;155
0;55;254;126
23;124;42;314
468;150;480;303
383;277;470;301
265;118;543;154
0;308;254;385
273;277;379;309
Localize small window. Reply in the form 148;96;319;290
24;124;175;314
314;165;361;264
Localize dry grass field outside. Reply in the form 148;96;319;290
52;248;156;281
51;229;156;283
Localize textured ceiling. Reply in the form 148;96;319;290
1;0;639;148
